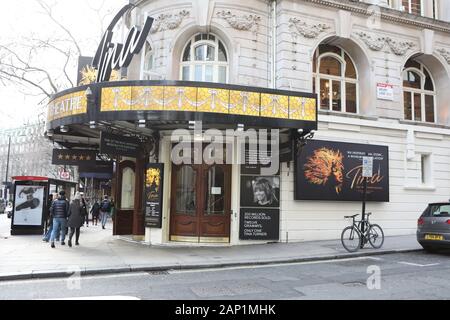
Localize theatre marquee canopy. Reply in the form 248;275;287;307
46;80;317;131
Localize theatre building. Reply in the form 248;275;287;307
46;0;450;245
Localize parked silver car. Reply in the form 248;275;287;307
417;202;450;252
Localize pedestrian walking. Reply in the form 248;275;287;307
67;192;84;247
100;195;112;229
42;193;58;242
81;196;89;227
49;190;69;248
90;200;100;225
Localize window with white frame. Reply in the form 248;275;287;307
401;0;423;16
313;44;358;114
180;33;228;83
432;0;439;19
402;59;436;123
141;41;161;80
406;153;433;187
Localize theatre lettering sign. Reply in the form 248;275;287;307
47;90;87;122
295;140;389;202
93;4;154;82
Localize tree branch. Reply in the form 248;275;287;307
35;0;83;56
0;69;52;97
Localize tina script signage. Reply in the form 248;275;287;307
144;163;164;228
52;149;96;166
100;132;141;157
93;4;154;82
295;140;389;202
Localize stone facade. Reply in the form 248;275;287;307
129;0;450;243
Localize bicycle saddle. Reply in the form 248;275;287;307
344;214;359;218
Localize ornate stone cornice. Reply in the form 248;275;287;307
289;17;330;39
386;38;415;56
355;31;386;51
216;10;261;32
150;10;189;34
302;0;450;34
355;31;415;56
437;48;450;64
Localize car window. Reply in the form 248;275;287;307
429;204;450;217
421;206;430;217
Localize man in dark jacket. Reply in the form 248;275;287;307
49;190;69;248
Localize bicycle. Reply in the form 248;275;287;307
341;213;385;252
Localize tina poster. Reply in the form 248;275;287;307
295;140;389;202
144;163;164;228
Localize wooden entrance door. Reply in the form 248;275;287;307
170;163;231;242
113;160;135;235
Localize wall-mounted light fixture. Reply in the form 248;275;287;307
89;121;96;129
237;123;244;132
138;119;146;128
188;121;196;130
47;129;54;137
60;125;69;133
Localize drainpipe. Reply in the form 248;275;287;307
271;0;277;89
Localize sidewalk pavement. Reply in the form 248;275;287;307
0;214;422;281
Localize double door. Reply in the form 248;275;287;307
170;163;231;242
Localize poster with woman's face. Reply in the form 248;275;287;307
240;176;280;208
13;185;45;226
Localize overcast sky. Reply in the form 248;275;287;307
0;0;127;130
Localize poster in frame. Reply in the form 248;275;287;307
295;140;389;202
12;182;47;229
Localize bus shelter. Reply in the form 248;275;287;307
10;176;77;235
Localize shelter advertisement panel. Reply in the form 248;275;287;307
144;163;164;228
295;140;389;202
12;184;45;226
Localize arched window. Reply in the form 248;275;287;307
313;44;358;114
180;33;228;83
403;59;435;123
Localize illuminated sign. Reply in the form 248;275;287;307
93;4;154;82
100;85;317;122
47;91;87;122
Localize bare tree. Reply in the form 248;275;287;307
0;0;115;100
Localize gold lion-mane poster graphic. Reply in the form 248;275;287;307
303;147;344;195
146;167;161;202
295;140;389;202
144;163;164;228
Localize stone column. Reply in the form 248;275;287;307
132;153;146;238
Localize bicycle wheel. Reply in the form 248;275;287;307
341;226;361;252
368;224;384;249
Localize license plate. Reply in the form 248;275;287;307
425;234;444;241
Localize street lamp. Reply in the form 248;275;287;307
3;135;11;200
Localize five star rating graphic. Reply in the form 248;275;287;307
52;149;96;165
57;153;92;161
